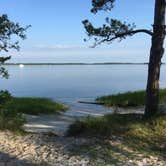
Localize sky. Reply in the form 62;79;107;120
0;0;165;63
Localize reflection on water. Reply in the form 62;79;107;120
1;65;166;102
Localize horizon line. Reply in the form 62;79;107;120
3;62;166;65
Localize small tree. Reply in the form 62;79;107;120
0;14;30;78
83;0;166;117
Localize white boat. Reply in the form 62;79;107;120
19;64;24;68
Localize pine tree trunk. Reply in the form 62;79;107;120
145;0;165;117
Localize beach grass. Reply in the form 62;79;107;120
3;97;68;115
68;113;166;159
96;89;166;107
0;108;26;133
0;96;68;132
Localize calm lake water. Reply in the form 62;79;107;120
1;65;166;102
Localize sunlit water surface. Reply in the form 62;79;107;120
1;65;166;104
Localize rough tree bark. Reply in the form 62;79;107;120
145;0;166;117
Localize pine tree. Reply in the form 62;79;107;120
83;0;166;117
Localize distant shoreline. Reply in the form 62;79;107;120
3;62;165;66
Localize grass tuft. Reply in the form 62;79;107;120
68;113;166;157
96;89;166;107
0;109;26;132
3;97;68;115
0;95;68;132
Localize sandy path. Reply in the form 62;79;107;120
24;101;113;136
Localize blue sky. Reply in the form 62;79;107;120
0;0;165;63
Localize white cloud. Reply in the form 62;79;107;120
34;44;86;49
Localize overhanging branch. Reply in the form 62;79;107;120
0;56;11;63
107;29;153;41
92;29;153;47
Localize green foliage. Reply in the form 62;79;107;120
83;1;152;47
0;65;10;78
0;14;30;52
83;0;137;47
96;89;166;107
0;14;30;78
0;90;12;106
0;92;67;132
91;0;115;13
68;113;166;157
68;116;110;136
0;108;25;132
83;19;136;46
0;91;25;132
68;114;143;136
3;97;68;115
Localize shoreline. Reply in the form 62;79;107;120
3;62;166;66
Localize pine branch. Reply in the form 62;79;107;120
91;29;153;47
0;56;11;63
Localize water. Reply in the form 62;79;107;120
1;64;166;103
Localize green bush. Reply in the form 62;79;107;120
0;91;25;132
0;90;12;106
0;108;25;132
